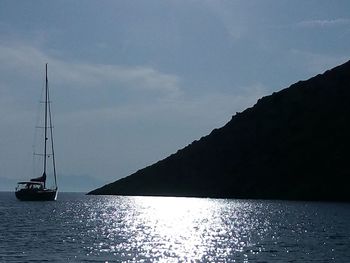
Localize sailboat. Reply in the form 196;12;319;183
15;64;58;201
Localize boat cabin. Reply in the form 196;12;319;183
16;182;44;191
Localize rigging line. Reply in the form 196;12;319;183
32;67;47;178
47;69;58;189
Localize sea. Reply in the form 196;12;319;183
0;192;349;263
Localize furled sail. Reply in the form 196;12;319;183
30;172;46;182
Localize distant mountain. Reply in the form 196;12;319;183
89;60;350;202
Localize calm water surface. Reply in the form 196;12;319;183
0;192;349;262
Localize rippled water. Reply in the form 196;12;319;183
0;192;349;262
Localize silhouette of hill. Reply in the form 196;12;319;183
89;60;350;201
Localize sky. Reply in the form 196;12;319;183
1;0;350;191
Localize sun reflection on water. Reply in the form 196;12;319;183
82;196;268;262
133;196;217;262
2;193;348;262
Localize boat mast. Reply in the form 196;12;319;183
43;63;48;188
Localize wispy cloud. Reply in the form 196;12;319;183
51;62;182;98
0;43;181;98
0;44;47;77
296;18;350;28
